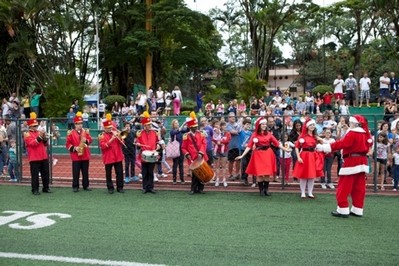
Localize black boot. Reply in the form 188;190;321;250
258;182;264;196
264;181;271;196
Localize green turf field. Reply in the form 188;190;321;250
0;185;397;266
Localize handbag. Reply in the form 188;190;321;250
166;138;180;158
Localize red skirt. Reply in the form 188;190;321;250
293;151;324;179
246;149;277;176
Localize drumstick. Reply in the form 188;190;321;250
135;143;150;148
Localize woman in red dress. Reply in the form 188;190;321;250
292;118;325;199
236;117;290;196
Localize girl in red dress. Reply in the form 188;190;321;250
293;118;325;199
236;117;290;196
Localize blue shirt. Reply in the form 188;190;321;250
239;129;253;151
9;147;17;163
202;125;214;151
226;122;241;149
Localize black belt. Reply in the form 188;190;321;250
256;146;270;150
302;148;315;152
343;153;367;159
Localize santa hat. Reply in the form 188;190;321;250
141;111;152;125
254;117;267;132
74;111;83;124
27;112;38;127
350;115;372;143
186;112;198;128
298;118;316;142
103;113;113;128
305;118;316;128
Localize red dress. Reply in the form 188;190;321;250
292;134;324;179
245;132;279;176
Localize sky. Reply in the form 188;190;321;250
184;0;340;59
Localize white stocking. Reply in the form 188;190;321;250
299;179;307;197
307;179;315;197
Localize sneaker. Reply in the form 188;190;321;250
327;183;335;189
167;169;172;174
215;179;220;187
393;188;397;191
9;178;17;182
130;176;140;182
138;173;142;179
321;183;327;189
380;185;385;191
124;177;130;184
251;183;256;188
223;180;228;187
161;173;168;178
153;174;159;182
52;159;58;166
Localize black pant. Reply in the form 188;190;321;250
72;160;90;189
191;173;204;193
124;153;136;177
172;154;184;182
241;151;252;181
206;149;214;166
30;159;49;192
142;162;155;191
105;161;123;191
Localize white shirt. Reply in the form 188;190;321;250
137;94;147;106
98;103;106;112
393;153;399;165
156;90;165;103
380;76;390;89
172;90;182;101
333;79;344;93
339;105;350;115
359;77;371;90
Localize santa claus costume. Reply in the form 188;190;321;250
318;115;372;218
292;118;324;199
236;117;289;196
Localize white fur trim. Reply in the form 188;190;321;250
306;119;316;128
339;164;370;175
348;127;365;133
350;206;363;216
337;207;350;215
349;116;359;124
258;119;267;124
299;138;305;144
367;138;372;143
253;138;258;143
323;144;332;153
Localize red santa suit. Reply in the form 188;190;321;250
245;125;280;177
318;115;372;217
292;121;324;179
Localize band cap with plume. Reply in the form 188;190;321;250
74;111;83;124
141;111;152;125
187;111;198;128
103;113;113;128
27;112;38;127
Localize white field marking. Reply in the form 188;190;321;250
0;252;167;266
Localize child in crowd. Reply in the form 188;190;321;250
279;133;294;185
8;140;19;182
212;121;231;187
157;139;171;177
339;99;350;115
320;129;336;189
165;95;172;116
392;146;399;191
212;121;226;156
375;132;390;190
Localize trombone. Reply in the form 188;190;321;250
111;127;128;148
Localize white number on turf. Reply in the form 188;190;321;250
0;211;71;230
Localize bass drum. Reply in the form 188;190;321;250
189;159;215;183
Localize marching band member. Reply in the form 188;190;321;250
235;117;290;196
136;111;161;193
24;112;51;195
181;112;208;195
99;114;125;194
66;111;93;192
317;115;373;218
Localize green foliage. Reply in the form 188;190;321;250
181;99;196;112
103;95;127;110
237;68;266;103
42;74;84;118
312;85;333;95
202;85;230;104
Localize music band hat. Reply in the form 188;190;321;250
103;113;113;128
74;111;83;124
141;111;152;125
187;112;198;128
27;112;38;127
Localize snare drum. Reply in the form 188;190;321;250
141;150;159;163
189;159;215;183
